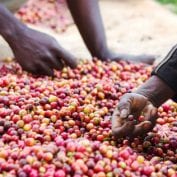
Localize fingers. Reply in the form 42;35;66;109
112;108;122;129
146;106;157;130
118;94;132;119
112;121;135;139
55;59;64;70
117;93;147;119
131;121;152;137
111;98;131;133
54;46;78;68
132;104;157;137
23;60;56;76
112;93;158;139
46;56;64;71
21;63;37;74
40;51;64;71
36;62;54;76
112;94;134;139
120;109;129;119
63;52;78;68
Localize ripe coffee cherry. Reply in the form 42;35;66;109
15;0;73;33
0;59;175;176
128;115;134;121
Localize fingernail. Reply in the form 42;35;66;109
120;109;128;119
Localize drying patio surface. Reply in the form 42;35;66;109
1;0;177;64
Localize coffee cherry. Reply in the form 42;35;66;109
43;152;53;162
25;138;35;146
49;95;58;103
17;120;25;128
54;170;66;177
16;0;73;33
127;115;134;121
0;59;175;176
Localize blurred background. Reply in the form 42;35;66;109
0;0;177;63
0;0;26;12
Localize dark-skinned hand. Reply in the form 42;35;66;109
112;93;158;139
9;27;78;76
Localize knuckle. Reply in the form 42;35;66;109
37;50;52;60
118;100;131;110
118;101;126;109
112;129;121;138
51;42;61;52
120;93;132;102
43;52;53;59
51;38;58;46
33;60;40;65
118;97;127;105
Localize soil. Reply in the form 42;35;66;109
1;0;177;64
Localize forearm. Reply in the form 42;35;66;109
67;0;109;58
135;75;175;107
134;44;177;107
152;44;177;94
0;4;26;43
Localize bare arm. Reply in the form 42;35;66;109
67;0;110;60
112;75;175;139
66;0;155;64
0;4;77;75
0;4;24;42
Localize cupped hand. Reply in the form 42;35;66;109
112;93;158;139
9;27;78;76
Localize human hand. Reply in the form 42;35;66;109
112;93;158;139
8;27;78;76
99;50;155;65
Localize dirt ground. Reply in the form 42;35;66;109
1;0;177;64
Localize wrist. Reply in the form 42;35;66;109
92;48;114;60
134;75;175;107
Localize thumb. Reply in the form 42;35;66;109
120;109;129;119
118;94;132;119
56;46;78;68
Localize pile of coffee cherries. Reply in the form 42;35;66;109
0;59;176;177
15;0;73;33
